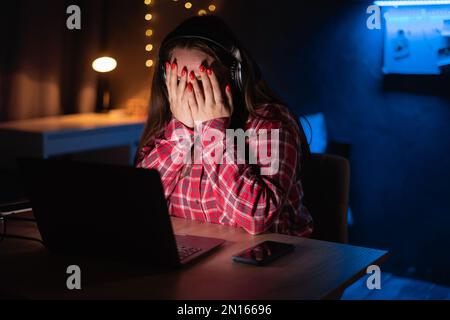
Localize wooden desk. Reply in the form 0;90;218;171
0;212;388;300
0;112;145;168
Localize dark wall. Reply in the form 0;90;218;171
0;0;103;120
220;1;450;284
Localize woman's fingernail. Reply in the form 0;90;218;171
207;68;213;76
189;71;195;81
226;84;231;93
199;65;205;73
165;62;170;70
171;62;176;70
181;68;187;77
187;83;193;92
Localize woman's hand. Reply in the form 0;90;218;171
165;62;194;128
186;65;233;125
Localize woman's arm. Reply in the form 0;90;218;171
136;118;194;199
199;117;299;235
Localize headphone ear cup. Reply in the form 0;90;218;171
160;63;167;82
229;46;244;91
230;60;244;91
235;61;243;91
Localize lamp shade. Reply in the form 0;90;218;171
92;56;117;73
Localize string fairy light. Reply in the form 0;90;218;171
143;1;220;67
144;0;154;68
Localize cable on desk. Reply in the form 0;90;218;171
2;233;45;246
0;212;43;246
4;216;37;222
0;216;5;243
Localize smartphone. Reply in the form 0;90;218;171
232;241;295;266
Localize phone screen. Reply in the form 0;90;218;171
232;241;295;266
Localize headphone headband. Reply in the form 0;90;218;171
160;35;242;63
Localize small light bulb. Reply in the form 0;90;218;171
198;9;207;16
92;57;117;73
145;29;153;37
145;13;153;21
208;4;216;12
185;2;193;9
145;44;153;52
144;0;152;5
145;59;154;67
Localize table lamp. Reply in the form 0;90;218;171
92;56;117;113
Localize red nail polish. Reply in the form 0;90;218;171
207;68;213;76
199;65;205;73
226;84;231;93
165;62;170;70
189;71;195;81
187;83;193;92
171;62;176;70
181;68;187;77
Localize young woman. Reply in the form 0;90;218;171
136;16;313;237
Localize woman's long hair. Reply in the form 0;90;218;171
136;15;310;166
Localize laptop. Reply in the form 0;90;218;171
17;157;225;267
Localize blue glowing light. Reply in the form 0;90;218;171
375;0;450;6
376;0;450;74
300;113;328;154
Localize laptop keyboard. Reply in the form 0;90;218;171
177;244;202;261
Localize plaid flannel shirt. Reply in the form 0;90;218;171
136;104;313;236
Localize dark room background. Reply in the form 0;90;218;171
1;0;449;285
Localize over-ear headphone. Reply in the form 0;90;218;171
158;17;245;91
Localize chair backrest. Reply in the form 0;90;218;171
302;153;350;243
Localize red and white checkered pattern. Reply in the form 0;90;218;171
137;104;313;236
